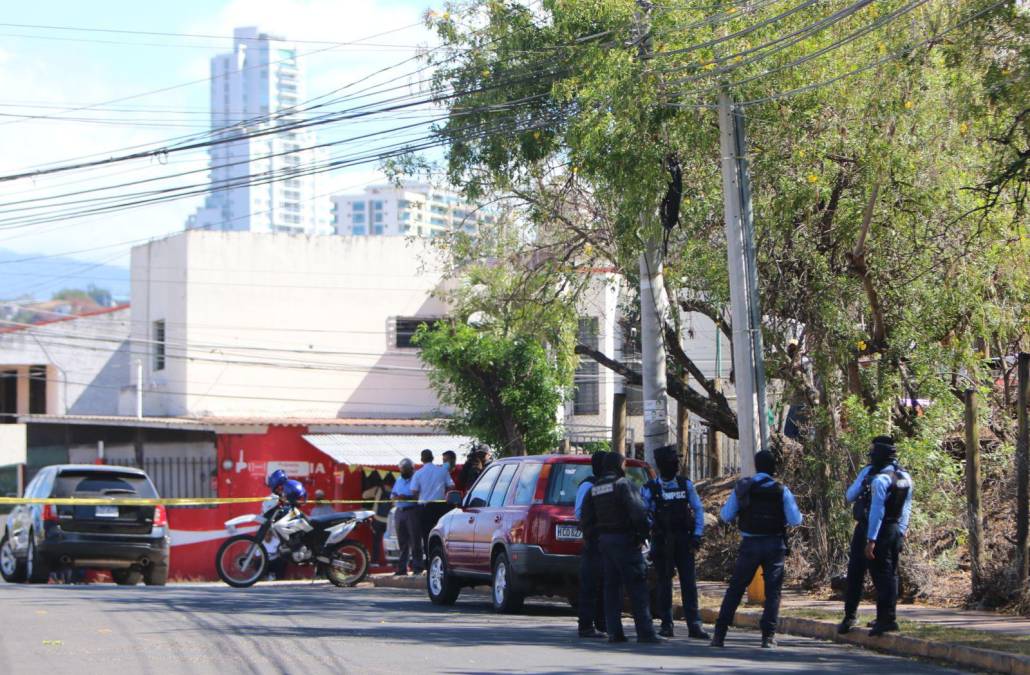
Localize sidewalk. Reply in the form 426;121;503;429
697;581;1030;637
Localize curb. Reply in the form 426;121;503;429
699;608;1030;675
371;573;426;591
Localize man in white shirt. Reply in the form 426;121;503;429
411;449;455;557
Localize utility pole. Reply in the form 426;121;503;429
717;91;768;476
135;358;143;419
964;389;984;594
635;0;670;466
1016;352;1029;585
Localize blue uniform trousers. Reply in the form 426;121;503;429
715;535;786;636
654;532;700;627
577;537;606;632
598;533;655;640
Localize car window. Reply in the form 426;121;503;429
465;465;502;508
511;463;543;506
23;473;43;499
53;472;158;499
625;466;650;489
545;463;593;505
487;464;519;508
36;469;57;498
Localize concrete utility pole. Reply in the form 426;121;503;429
634;0;670;466
717;91;768;476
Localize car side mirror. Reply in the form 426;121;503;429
446;491;463;508
468;497;487;508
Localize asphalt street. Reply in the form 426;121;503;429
0;581;962;675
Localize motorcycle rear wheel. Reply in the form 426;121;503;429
216;535;268;588
325;540;369;588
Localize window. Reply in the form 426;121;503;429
395;317;443;348
372;200;384;211
28;366;47;414
374;212;384;223
511;463;543;505
545;463;592;506
373;225;384;235
353;213;366;224
488;464;519;507
465;464;502;508
574;318;600;415
352;201;366;211
1;370;16;424
153;320;166;371
352;226;366;235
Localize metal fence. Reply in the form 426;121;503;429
683;421;740;482
107;457;217;500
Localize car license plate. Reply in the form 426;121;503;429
555;524;582;541
95;505;119;518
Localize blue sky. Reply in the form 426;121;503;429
0;0;441;290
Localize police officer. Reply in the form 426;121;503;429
581;452;661;644
838;436;914;637
710;450;803;649
641;444;709;640
574;450;608;639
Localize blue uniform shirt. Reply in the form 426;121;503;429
846;464;914;540
720;473;803;536
640;477;705;536
574;477;595;521
392;475;417;510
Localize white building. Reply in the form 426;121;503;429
0;306;131;419
187;27;330;235
129;231;449;418
331;182;493;237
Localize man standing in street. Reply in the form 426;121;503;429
642;444;710;640
581;452;662;645
411;449;455;559
710;450;803;649
574;450;608;639
838;436;914;637
392;459;422;575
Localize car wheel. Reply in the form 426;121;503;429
0;533;26;583
426;545;460;605
112;569;143;586
143;564;168;586
491;551;525;614
25;532;50;584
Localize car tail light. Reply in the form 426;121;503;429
153;505;168;527
42;504;58;522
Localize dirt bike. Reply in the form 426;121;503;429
215;501;373;588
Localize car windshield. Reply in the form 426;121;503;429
53;471;158;499
545;462;650;505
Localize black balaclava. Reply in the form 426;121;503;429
590;451;607;478
869;435;897;470
653;444;679;481
754;450;776;476
603;452;626;478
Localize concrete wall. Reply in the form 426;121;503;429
0;424;26;465
131;231;449;418
0;308;131;416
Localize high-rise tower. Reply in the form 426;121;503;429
187;27;329;234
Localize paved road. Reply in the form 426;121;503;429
0;581;961;674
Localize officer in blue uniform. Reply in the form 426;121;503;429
574;450;608;639
641;444;709;639
838;436;914;637
710;450;803;649
580;452;661;644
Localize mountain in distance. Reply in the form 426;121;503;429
0;247;130;303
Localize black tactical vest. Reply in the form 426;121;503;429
853;464;910;523
736;477;786;536
590;475;632;534
648;477;694;534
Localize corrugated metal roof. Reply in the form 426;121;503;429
303;434;476;467
19;415;447;433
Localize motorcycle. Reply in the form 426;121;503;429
215;501;374;588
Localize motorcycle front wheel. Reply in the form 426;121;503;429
325;540;369;588
216;535;268;588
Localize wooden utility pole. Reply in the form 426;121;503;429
612;392;627;455
965;388;984;593
1017;352;1029;585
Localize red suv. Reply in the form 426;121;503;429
425;454;652;612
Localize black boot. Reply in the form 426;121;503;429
868;621;899;637
761;633;777;649
837;617;855;634
709;624;727;648
688;623;710;640
658;623;674;638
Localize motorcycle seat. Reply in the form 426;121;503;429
309;511;358;525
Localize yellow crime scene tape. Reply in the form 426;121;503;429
0;497;446;507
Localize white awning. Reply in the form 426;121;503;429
302;434;476;467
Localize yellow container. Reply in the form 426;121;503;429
746;566;765;604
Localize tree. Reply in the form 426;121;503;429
414;321;569;455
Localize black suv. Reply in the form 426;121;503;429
0;465;170;585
